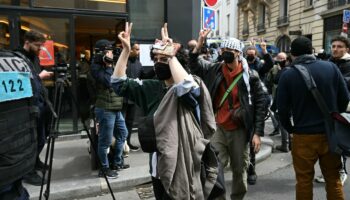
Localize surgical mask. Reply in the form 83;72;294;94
247;55;255;62
154;62;172;80
222;51;235;63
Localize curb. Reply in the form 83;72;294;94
29;138;273;200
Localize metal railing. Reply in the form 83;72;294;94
327;0;350;9
277;15;289;26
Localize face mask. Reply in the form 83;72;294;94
154;62;172;80
247;55;255;62
222;51;235;63
278;60;286;68
103;55;114;64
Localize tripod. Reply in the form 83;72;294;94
38;72;116;200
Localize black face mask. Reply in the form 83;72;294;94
222;51;235;63
103;55;114;64
277;60;286;68
247;55;255;62
154;62;172;80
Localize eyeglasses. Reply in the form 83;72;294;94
153;56;170;64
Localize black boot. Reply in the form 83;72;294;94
275;144;289;153
247;163;257;185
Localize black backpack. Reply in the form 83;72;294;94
0;50;37;188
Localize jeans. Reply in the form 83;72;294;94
95;107;128;168
0;181;29;200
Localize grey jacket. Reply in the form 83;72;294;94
154;76;218;199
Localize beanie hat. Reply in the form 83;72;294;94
220;38;245;53
290;36;313;56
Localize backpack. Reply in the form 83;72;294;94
0;50;37;188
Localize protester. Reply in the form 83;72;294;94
266;52;291;152
277;36;350;200
91;39;129;179
189;31;266;199
123;42;142;152
111;23;222;200
315;35;350;185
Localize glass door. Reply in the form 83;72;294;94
74;15;125;130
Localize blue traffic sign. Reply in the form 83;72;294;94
203;6;216;30
343;10;350;23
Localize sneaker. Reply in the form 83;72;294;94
123;152;129;158
98;168;119;179
112;163;130;171
129;144;140;152
23;171;46;186
315;175;325;183
340;172;347;186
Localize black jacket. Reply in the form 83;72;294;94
248;53;274;81
189;53;266;140
330;53;350;90
277;55;350;134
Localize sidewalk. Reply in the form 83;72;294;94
27;133;274;200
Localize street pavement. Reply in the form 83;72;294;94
79;131;350;200
26;119;349;200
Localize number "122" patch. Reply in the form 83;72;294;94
0;72;33;103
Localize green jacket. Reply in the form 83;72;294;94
95;84;123;110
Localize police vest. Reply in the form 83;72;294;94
0;50;37;188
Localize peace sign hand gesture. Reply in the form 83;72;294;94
161;23;173;44
193;29;211;54
118;22;133;51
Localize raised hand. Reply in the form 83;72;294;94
260;38;267;53
118;22;133;51
161;23;173;44
198;29;211;44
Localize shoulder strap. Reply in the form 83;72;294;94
293;64;331;119
219;72;243;108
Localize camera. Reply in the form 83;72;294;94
52;63;68;80
112;47;122;62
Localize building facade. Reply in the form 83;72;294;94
237;0;350;54
0;0;201;133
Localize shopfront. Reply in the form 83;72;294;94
0;0;165;134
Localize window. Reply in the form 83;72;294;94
33;0;126;12
0;16;10;49
280;0;288;17
277;35;291;53
227;14;230;36
0;0;29;6
258;4;266;31
243;11;249;35
305;0;313;7
129;0;164;40
278;0;289;26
